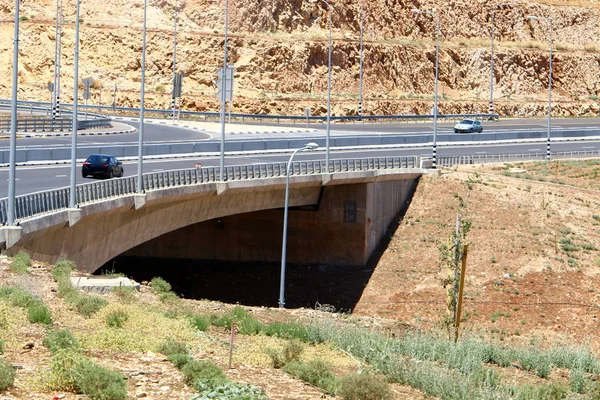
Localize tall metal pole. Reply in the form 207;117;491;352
527;15;553;160
52;0;59;120
7;0;20;226
547;19;553;160
279;142;318;308
219;0;229;181
433;13;440;169
171;0;177;120
56;0;63;117
69;0;81;209
489;10;495;116
358;2;364;116
325;1;332;172
137;0;148;193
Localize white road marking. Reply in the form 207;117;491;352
528;149;542;152
475;151;487;154
55;175;67;178
582;146;596;149
152;169;164;172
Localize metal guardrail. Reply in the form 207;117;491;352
0;103;112;132
437;149;600;167
0;156;418;225
0;99;498;124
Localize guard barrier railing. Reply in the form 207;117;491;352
0;156;418;225
437;149;600;167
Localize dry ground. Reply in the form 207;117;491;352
1;158;600;399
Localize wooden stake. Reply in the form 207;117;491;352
228;321;235;369
454;244;469;344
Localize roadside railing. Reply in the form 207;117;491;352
0;99;499;125
0;156;419;225
437;149;600;167
0;104;112;132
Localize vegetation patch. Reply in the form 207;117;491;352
9;251;31;274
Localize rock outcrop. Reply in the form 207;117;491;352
1;0;600;117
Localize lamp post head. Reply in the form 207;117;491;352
304;142;319;150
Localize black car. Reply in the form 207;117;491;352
82;154;124;179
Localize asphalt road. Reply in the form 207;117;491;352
2;118;600;149
1;140;599;198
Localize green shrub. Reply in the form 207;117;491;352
192;381;268;399
28;302;53;325
73;295;107;317
46;349;86;391
189;313;211;332
283;359;341;395
112;286;136;303
159;292;180;304
57;279;78;300
106;310;129;328
6;287;38;309
0;358;16;391
182;359;228;386
43;329;79;354
339;372;392;400
263;321;320;343
156;338;188;357
9;251;31;274
73;358;127;400
52;259;76;282
266;340;304;368
515;382;568;400
150;277;172;294
570;369;586;394
0;339;4;354
168;353;192;369
212;306;254;331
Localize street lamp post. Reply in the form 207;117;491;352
310;0;332;172
279;142;319;309
137;0;148;193
412;8;440;169
69;0;81;209
7;0;20;226
219;0;229;181
527;15;553;160
358;2;364;116
171;0;177;121
489;3;512;117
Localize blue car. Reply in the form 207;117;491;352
82;154;124;179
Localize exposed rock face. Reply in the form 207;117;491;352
1;0;600;117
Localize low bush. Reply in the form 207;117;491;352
73;295;107;317
159;292;180;304
189;313;211;332
283;359;341;395
192;381;268;400
156;338;188;357
46;349;86;391
10;251;31;274
182;359;228;386
0;358;16;391
106;310;129;328
168;353;192;369
112;286;136;303
4;287;38;309
150;277;172;294
339;372;392;400
57;279;78;300
28;302;53;325
74;358;127;400
52;259;76;282
43;329;79;354
0;339;4;354
267;340;304;369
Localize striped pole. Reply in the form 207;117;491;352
171;96;176;119
432;143;437;169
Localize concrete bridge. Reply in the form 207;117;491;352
1;157;424;272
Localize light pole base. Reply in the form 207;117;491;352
133;194;147;210
67;208;82;227
0;226;23;249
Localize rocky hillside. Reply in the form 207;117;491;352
2;0;600;117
